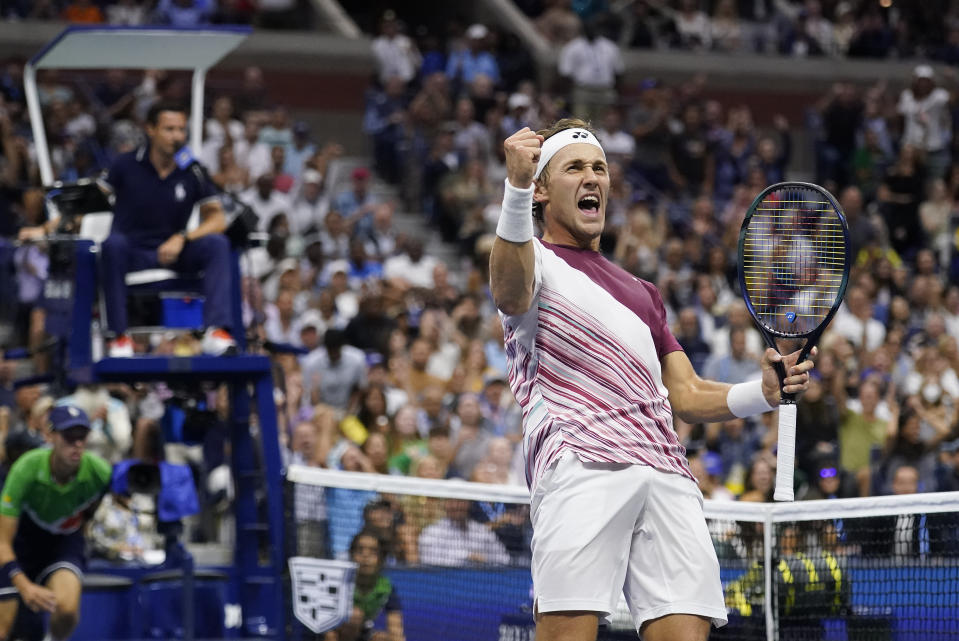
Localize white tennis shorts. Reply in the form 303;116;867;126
530;452;728;631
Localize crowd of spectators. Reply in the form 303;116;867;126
3;0;959;568
358;5;959;513
519;0;959;62
0;0;308;28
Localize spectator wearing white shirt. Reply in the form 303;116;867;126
710;301;764;361
241;174;293;232
832;286;886;352
418;499;511;566
234;114;272;180
899;65;953;179
674;0;712;50
205;96;244;149
371;11;422;87
293;312;324;352
363;202;399;261
289;169;326;235
595;106;635;164
557;20;623;124
301;328;368;411
383;239;439;289
318;211;351;262
802;0;835;55
289;421;329;558
264;288;299;346
709;0;742;53
56;386;132;463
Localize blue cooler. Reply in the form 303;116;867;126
138;568;230;639
160;295;204;328
74;574;136;640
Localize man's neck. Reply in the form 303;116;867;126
50;457;77;485
356;573;377;591
149;147;176;178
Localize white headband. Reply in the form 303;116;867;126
534;128;606;179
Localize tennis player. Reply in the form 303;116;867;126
489;120;816;641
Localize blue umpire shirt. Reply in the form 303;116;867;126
106;145;220;248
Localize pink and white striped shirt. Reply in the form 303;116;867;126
500;239;694;491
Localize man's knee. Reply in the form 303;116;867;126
193;233;230;256
51;608;79;631
101;232;130;256
535;610;599;641
640;613;711;641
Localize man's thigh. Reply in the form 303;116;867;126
104;233;162;272
530;454;642;617
0;598;17;638
624;470;726;632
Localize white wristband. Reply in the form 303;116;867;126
496;178;535;243
727;379;776;418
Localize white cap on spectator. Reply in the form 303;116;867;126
914;64;935;79
508;92;531;111
302;169;322;185
299;310;323;332
326;259;350;275
277;257;299;274
466;24;488;40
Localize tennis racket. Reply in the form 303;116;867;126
737;182;850;501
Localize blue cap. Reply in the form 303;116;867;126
49;405;90;432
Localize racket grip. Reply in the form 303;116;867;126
774;403;797;502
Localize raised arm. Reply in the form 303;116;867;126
489;128;542;316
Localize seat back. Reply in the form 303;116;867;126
78;212;114;243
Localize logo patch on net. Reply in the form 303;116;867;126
786;311;796;323
289;557;357;634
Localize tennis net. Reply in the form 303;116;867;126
285;465;959;641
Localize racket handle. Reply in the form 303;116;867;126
774;403;797;502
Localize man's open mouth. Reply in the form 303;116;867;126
578;195;600;216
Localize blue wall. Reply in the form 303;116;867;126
72;562;958;641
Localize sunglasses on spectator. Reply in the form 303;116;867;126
59;428;90;444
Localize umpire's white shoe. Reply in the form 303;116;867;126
201;328;237;356
107;334;134;358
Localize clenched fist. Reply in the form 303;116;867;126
504;127;544;190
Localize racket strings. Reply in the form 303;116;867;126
742;187;846;336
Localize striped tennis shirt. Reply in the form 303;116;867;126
500;239;694;491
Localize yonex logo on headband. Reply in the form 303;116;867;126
534;127;606;179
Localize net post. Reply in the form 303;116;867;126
764;510;774;641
